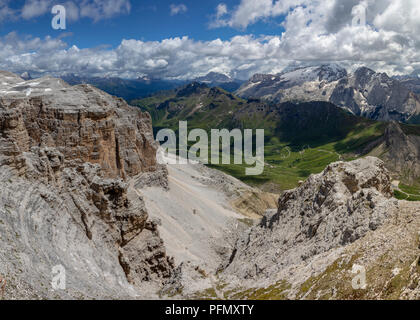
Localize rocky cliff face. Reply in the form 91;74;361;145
330;67;420;121
177;156;419;300
0;72;173;299
221;157;397;280
0;72;157;179
210;157;420;300
382;122;420;181
236;66;420;123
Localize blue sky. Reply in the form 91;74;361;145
0;1;419;79
0;0;286;49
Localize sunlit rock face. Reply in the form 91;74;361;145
0;71;173;299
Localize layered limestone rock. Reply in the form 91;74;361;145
0;79;157;179
0;73;173;299
222;157;398;280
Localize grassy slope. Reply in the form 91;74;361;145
211;122;384;192
394;182;420;201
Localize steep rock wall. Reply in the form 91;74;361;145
0;74;173;299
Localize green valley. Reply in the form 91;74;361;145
133;83;420;195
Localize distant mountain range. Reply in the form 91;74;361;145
236;64;420;124
133;79;420;191
17;66;420;124
134;80;378;147
57;72;244;102
61;74;186;102
194;71;244;92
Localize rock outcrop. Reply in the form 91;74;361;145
181;157;419;300
0;72;173;299
0;74;157;179
222;157;398;280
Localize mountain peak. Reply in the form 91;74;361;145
195;72;233;83
354;66;376;77
20;71;32;80
224;156;396;280
237;64;420;123
317;63;348;80
176;82;208;97
275;64;347;87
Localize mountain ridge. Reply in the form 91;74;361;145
236;65;420;124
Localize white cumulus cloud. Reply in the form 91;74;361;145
170;4;187;16
216;3;228;18
3;0;420;79
211;0;308;29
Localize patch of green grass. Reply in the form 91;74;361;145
162;119;384;192
211;145;339;191
399;183;420;196
211;121;382;191
407;195;420;202
332;122;385;154
394;190;409;200
394;183;420;201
